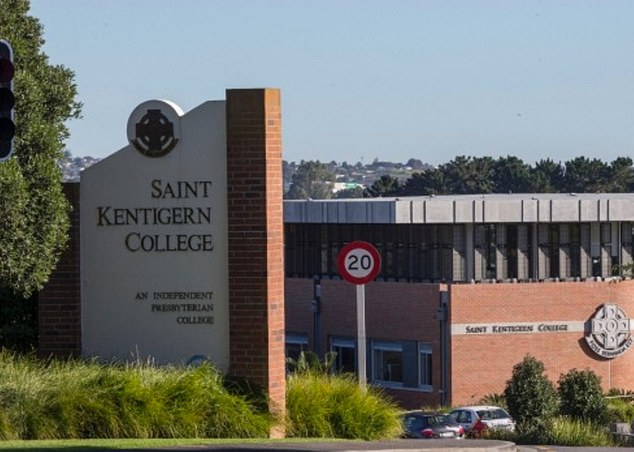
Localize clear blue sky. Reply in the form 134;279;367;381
29;0;634;166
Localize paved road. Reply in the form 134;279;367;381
113;439;515;452
154;444;634;452
44;440;634;452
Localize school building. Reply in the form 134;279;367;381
283;193;634;408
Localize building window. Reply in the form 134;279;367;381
569;224;581;277
548;224;560;278
419;343;432;391
505;225;517;279
372;341;403;386
285;333;308;372
330;337;356;375
485;224;497;279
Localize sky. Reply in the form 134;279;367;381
28;0;634;166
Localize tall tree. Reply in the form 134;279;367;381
364;174;401;197
562;157;609;193
530;159;565;192
285;160;335;199
441;156;494;194
400;168;447;196
492;156;533;193
606;157;634;192
0;0;81;296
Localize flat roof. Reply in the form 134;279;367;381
284;193;634;224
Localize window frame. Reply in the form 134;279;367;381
418;342;433;391
330;336;356;375
371;341;404;388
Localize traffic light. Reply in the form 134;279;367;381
0;39;15;161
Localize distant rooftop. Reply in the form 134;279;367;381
284;193;634;224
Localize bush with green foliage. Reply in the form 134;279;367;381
549;416;617;447
483;415;621;447
0;351;271;440
286;350;336;375
503;355;559;443
0;0;82;299
0;350;405;441
606;390;634;424
286;372;402;440
557;368;608;424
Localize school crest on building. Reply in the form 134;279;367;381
585;304;633;359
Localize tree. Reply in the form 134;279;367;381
530;159;565;192
606;157;634;192
440;156;494;194
400;168;447;196
334;185;364;199
504;355;559;442
364;175;401;198
562;157;609;193
285;160;335;199
492;156;533;193
0;0;81;297
405;158;427;170
557;368;608;424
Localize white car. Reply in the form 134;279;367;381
449;405;515;436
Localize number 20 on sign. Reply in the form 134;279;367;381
337;241;381;285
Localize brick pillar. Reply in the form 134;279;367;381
38;182;81;357
226;89;285;423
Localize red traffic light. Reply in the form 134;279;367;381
0;58;13;83
0;87;14;110
0;39;14;161
0;117;14;141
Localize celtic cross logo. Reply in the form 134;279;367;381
585;304;633;359
132;109;178;157
127;100;183;158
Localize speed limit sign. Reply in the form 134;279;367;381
337;241;381;285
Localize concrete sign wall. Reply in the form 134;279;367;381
80;99;229;367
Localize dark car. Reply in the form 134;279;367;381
401;411;465;439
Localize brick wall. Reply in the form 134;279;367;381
38;182;81;357
226;89;286;418
286;278;444;408
449;280;634;405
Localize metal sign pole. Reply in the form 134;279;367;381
357;283;367;391
337;241;380;393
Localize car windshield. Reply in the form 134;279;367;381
426;414;449;425
476;408;509;420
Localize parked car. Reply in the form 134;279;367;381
449;405;515;437
401;411;465;439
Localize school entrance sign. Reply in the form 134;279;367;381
81;99;229;367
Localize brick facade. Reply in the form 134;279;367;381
226;89;286;417
449;280;634;406
38;182;82;357
285;278;444;409
287;277;634;409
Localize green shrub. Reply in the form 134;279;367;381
607;396;634;424
286;373;402;440
503;355;559;442
549;416;616;446
0;351;271;440
557;368;608;424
